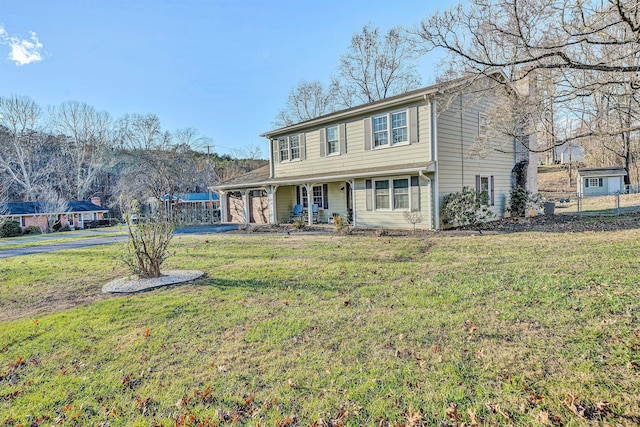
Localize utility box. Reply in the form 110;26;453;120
544;201;555;216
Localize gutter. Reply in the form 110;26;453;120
430;96;440;230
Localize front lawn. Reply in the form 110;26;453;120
1;229;639;425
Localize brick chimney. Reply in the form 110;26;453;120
91;197;102;207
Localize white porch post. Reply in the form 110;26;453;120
347;180;356;227
269;185;279;224
242;190;249;224
304;183;313;226
219;191;228;222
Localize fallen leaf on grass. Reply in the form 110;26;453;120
535;411;553;426
565;394;587;418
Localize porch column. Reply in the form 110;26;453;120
269;185;279;224
304;183;314;226
347;180;356;228
219;190;228;222
242;190;250;224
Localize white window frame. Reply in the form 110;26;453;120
372;109;409;149
278;135;301;162
373;177;410;211
588;177;602;187
478;175;493;206
326;126;339;155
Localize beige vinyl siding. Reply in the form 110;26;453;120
353;175;433;229
275;187;296;223
273;102;432;179
436;92;514;225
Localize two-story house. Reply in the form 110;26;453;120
215;75;530;230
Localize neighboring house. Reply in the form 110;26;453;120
214;75;531;230
1;197;108;231
576;167;627;197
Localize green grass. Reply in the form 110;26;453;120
1;230;640;426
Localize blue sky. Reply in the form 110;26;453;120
0;0;448;157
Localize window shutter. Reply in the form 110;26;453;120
296;186;301;205
410;176;420;211
323;184;329;209
490;175;495;206
598;178;603;187
273;140;279;164
475;175;481;192
319;129;326;157
364;118;372;150
300;133;306;160
409;107;418;144
339;123;347;154
585;179;589;188
365;180;373;211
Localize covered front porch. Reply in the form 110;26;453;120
213;162;436;229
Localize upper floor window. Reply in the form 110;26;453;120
278;135;301;162
478;113;489;138
326;126;339;155
278;138;289;162
372;110;408;148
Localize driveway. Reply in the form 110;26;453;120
0;224;238;258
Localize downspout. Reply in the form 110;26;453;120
430;96;440;230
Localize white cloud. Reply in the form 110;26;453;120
0;24;44;66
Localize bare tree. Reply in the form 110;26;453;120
335;24;421;107
415;0;640;160
0;96;50;201
274;80;338;127
275;25;421;125
48;101;114;200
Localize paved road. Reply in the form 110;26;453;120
0;224;238;258
0;235;129;258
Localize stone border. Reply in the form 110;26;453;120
102;270;204;294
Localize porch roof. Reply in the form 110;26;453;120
213;162;435;191
2;201;108;216
576;167;627;178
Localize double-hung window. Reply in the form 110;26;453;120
393;179;409;210
372;110;408;148
299;185;327;209
278;135;301;162
278;138;289;162
476;175;494;206
478;113;489;138
326;126;339;155
587;178;602;187
374;178;410;210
